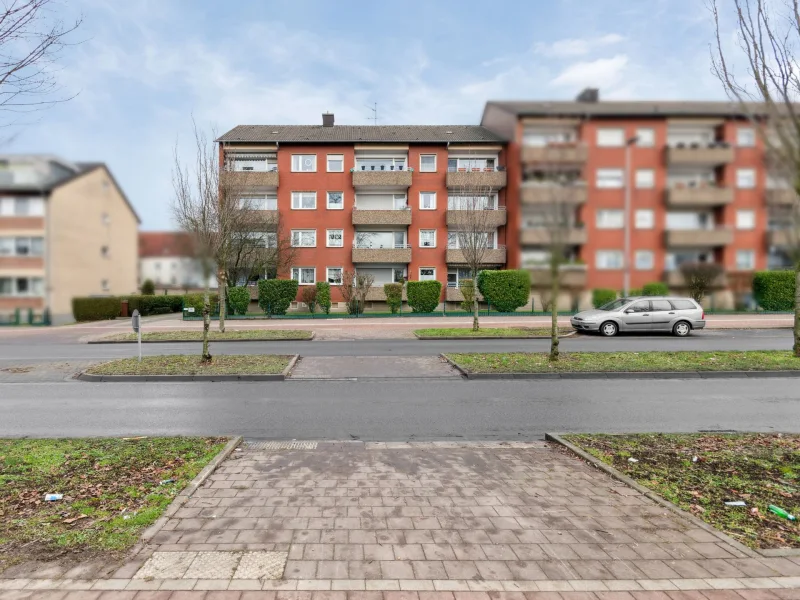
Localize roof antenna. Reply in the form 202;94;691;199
366;102;378;125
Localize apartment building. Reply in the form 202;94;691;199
216;115;508;310
0;155;139;323
139;231;217;292
482;89;784;309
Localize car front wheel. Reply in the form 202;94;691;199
600;321;618;337
673;321;691;337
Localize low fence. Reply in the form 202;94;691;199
0;308;51;326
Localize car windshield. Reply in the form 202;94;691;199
598;298;631;311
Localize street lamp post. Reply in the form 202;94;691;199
623;136;639;297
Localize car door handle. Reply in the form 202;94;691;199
642;313;649;316
668;312;675;314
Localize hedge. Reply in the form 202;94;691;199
141;279;155;295
183;292;220;315
384;283;403;314
258;279;298;315
460;279;476;312
477;270;530;313
592;288;616;308
125;294;183;316
72;297;121;322
642;282;669;296
316;282;331;314
753;270;796;311
227;286;251;315
407;280;442;313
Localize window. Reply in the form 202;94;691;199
327;267;343;285
238;195;277;211
448;195;497;210
0;238;11;255
596;128;625;147
666;211;712;230
420;155;437;172
101;245;109;258
636;128;655;147
447;157;497;172
419;267;436;281
327;229;343;247
596;250;624;269
736;249;756;270
651;299;672;311
291;267;316;285
671;299;697;310
629;300;650;313
14;198;29;216
291;154;317;172
419;230;436;248
327;191;343;210
101;279;109;292
596;209;624;229
246;231;277;248
291;192;316;209
420;192;436;210
447;268;472;288
327;154;344;172
291;230;316;247
736;168;756;189
447;230;496;249
596;168;624;188
737;128;756;147
355;156;406;171
635;209;654;229
736;209;756;230
230;154;276;172
635;169;655;189
0;278;10;295
635;250;654;270
102;212;110;225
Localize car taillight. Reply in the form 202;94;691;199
701;311;705;320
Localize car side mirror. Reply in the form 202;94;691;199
624;309;634;314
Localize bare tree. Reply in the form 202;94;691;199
340;270;375;315
680;262;724;303
711;0;800;355
0;0;82;123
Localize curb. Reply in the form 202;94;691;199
140;436;243;543
415;331;577;340
545;433;800;558
88;332;316;344
77;354;299;382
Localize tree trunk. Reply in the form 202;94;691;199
473;292;479;332
202;280;211;362
795;267;800;358
218;272;227;333
549;258;559;362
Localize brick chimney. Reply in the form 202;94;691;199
322;112;334;127
576;88;599;103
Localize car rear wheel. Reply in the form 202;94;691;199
673;321;691;337
600;321;618;337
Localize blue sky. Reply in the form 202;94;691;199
9;0;734;230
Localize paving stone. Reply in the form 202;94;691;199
134;553;196;580
184;552;240;580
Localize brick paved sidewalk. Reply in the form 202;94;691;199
1;441;799;599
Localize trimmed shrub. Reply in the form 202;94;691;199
125;295;183;316
141;279;155;295
182;292;220;315
477;269;530;313
72;297;121;322
460;279;476;312
642;282;669;296
407;280;442;313
753;270;796;311
258;279;299;316
227;286;251;315
316;282;331;314
384;283;403;314
592;288;616;308
301;286;317;313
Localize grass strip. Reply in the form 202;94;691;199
85;354;292;376
101;329;312;342
415;327;572;338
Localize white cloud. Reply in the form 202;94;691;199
551;54;630;89
535;33;625;58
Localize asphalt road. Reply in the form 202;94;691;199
1;377;798;439
0;329;792;362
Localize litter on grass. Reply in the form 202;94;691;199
627;458;639;463
725;501;747;507
44;493;62;501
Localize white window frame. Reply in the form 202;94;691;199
326;154;344;172
419;267;437;281
326;229;344;248
636;128;655;147
736;168;756;189
736;249;756;270
596;128;625;147
737;128;756;148
291;154;317;172
420;191;436;210
291;229;317;248
420;154;437;173
635;209;655;229
596;209;624;229
291;191;317;210
326;267;343;286
635;169;655;189
736;209;756;230
596;250;624;270
238;195;277;211
419;229;437;248
291;267;316;285
635;250;655;270
326;191;344;210
596;168;624;189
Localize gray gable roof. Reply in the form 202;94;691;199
217;125;505;144
484;100;770;118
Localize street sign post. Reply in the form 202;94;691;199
131;309;142;362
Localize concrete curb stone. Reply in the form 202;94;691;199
415;331;578;340
88;332;316;344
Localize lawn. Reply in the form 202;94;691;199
0;437;226;571
415;327;573;338
85;354;293;376
100;329;312;342
446;350;800;373
563;433;800;550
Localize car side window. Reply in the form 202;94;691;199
651;300;672;311
629;301;650;313
670;299;695;310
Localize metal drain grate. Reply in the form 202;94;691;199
244;440;318;450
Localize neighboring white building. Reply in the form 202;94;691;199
138;231;217;291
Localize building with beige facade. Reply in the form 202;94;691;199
0;155;140;324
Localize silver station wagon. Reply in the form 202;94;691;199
570;296;706;337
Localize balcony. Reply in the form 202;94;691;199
527;264;588;289
0;217;45;231
766;189;798;206
445;247;507;265
352;208;412;226
522;143;588;166
352;244;412;264
664;228;733;247
222;170;279;188
665;270;728;289
766;229;795;247
352;166;412;188
666;144;734;166
446;169;507;190
665;186;734;208
520;228;587;246
446;208;507;228
521;183;588;205
365;286;408;302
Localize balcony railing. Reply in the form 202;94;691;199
365;286;408;302
766;229;795;247
222;169;279;188
445;246;507;265
446;168;507;190
521;182;588;205
520;228;587;246
352;207;412;226
665;185;734;208
351;243;412;263
766;188;798;206
664;228;733;247
445;207;507;228
664;270;728;288
527;264;588;288
666;143;734;166
351;167;413;188
522;143;589;166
